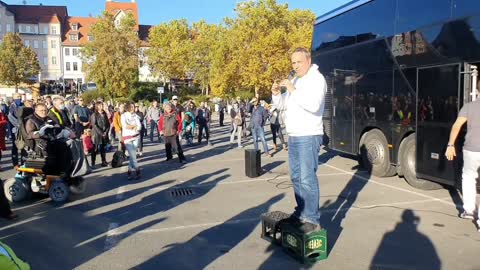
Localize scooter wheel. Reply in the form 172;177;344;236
49;181;70;203
4;178;28;202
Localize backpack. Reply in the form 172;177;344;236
111;150;126;168
15;107;34;150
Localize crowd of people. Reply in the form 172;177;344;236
0;91;294;175
0;89;294;221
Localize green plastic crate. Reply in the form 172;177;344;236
281;222;328;264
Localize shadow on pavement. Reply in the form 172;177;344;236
0;166;230;269
369;209;441;270
131;194;285;270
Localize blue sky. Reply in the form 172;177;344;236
7;0;352;25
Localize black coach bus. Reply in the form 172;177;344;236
312;0;480;190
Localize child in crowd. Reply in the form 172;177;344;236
82;128;94;156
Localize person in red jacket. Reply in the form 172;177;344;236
158;103;186;163
0;111;7;171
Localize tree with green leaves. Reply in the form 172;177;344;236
81;11;139;99
190;21;224;96
0;33;40;93
147;19;192;83
210;0;315;97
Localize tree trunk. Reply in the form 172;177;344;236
254;86;259;99
15;83;18;93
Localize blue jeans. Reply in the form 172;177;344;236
125;139;139;170
288;135;322;225
251;126;269;153
150;120;160;142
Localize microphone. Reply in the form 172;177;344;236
287;70;296;81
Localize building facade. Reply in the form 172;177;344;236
6;4;67;82
0;0;157;92
0;1;15;42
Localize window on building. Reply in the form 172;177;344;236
72;23;78;31
72;48;78;56
51;40;56;49
69;34;78;42
26;25;31;33
6;24;11;32
24;40;30;47
65;48;70;56
42;40;47;49
52;56;57;65
51;26;57;35
42;26;48;34
43;57;48;66
66;62;71;71
88;34;94;41
0;24;2;33
34;25;38;34
73;62;78;71
33;40;38;49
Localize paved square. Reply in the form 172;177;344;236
1;118;479;270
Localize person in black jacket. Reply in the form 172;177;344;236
90;102;110;167
135;104;146;157
196;102;212;145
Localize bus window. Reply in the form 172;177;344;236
396;0;452;34
313;0;395;53
453;0;480;19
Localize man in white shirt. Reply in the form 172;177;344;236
272;47;327;231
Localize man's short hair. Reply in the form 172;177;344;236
293;47;311;59
53;97;64;104
35;103;47;111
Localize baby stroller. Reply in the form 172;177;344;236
4;125;89;203
182;112;195;146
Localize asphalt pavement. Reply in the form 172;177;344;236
1;115;479;270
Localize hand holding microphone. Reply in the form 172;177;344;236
280;70;296;94
272;71;296;96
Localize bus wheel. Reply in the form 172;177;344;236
399;134;443;190
359;129;396;177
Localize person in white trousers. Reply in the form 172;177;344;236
446;84;480;231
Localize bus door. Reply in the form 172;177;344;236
416;64;461;184
331;70;355;153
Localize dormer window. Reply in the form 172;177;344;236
69;34;79;42
72;23;78;31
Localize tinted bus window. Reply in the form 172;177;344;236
396;0;452;34
452;0;480;19
313;0;396;53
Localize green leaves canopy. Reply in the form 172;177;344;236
0;33;40;92
147;0;314;98
81;11;139;99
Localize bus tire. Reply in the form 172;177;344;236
399;134;443;190
359;129;396;177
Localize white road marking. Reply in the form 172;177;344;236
0;216;44;232
11;198;51;211
116;187;126;200
322;163;455;206
103;223;121;251
95;197;449;236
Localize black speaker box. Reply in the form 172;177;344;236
245;149;261;178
